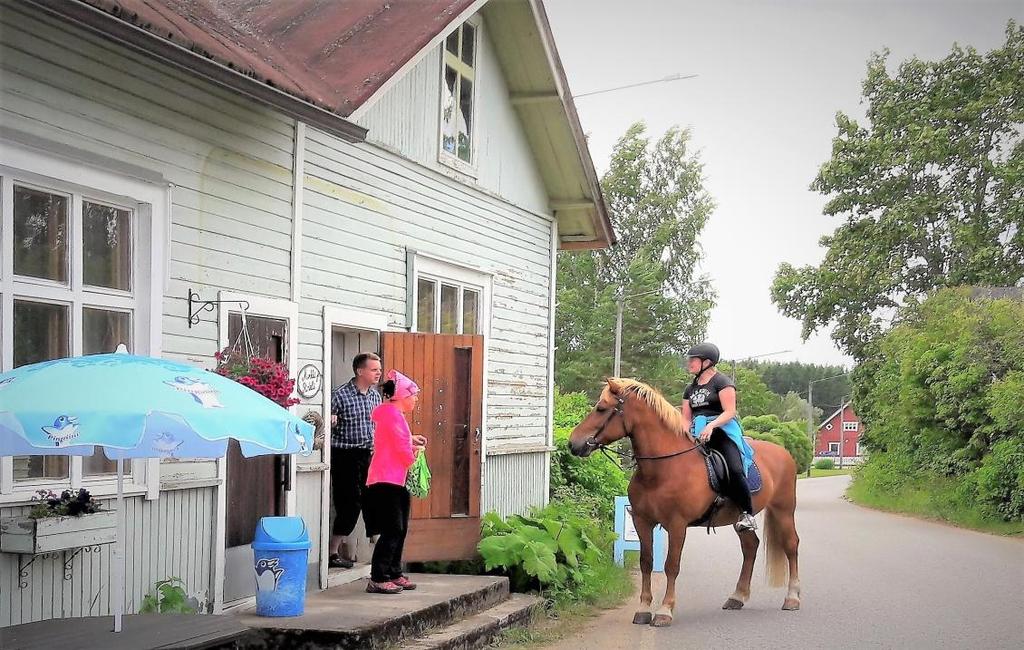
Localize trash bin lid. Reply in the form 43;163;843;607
253;516;311;550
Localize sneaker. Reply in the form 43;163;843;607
329;554;354;569
392;576;417;590
734;513;758;532
366;580;403;594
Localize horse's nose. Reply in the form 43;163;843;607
567;437;589;457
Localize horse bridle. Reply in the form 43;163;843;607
584;394;703;464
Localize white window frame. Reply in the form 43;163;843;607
856;442;864;457
410;253;491;337
0;141;166;504
437;17;481;176
828;442;841;454
842;420;859;432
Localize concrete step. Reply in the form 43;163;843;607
234;574;511;649
404;594;545;650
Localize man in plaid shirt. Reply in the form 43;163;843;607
329;352;382;569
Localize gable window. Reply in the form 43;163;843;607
0;149;162;500
440;21;478;167
842;421;859;432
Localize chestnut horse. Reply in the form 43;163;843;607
568;378;801;627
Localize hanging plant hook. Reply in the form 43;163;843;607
187;288;251;329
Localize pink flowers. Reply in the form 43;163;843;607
212;347;300;409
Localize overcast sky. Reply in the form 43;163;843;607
545;0;1023;367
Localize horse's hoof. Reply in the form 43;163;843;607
632;611;653;625
651;614;673;627
782;599;801;611
722;598;745;610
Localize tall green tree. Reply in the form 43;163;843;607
556;123;716;401
751;361;852;416
772;23;1024;359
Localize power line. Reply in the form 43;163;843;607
573;73;699;99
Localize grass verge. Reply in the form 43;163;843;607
847;474;1024;537
798;468;855;479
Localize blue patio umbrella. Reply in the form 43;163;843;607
0;346;315;631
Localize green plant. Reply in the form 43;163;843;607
741;414;814;473
814;458;836;471
27;489;102;520
140;578;197;614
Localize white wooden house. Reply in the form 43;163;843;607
0;0;612;626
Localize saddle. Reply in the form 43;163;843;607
691;446;763;533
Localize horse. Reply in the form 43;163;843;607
567;378;801;627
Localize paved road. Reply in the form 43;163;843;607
548;476;1024;650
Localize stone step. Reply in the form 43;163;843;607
404;594;545;650
234;574;511;649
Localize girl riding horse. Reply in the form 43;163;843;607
567;356;801;627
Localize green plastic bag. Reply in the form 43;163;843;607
406;452;432;498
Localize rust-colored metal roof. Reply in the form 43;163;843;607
75;0;476;117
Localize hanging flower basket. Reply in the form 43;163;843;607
213;348;300;409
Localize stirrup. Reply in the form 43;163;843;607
734;513;757;532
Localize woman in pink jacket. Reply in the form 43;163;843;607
364;369;426;594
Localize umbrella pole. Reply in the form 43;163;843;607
114;458;125;633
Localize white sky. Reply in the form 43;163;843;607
545;0;1023;366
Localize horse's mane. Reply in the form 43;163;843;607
602;378;685;435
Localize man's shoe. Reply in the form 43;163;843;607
392;576;417;590
329;553;354;569
366;580;403;594
734;513;758;532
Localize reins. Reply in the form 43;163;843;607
584;393;704;468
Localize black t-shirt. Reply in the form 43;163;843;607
684;372;736;418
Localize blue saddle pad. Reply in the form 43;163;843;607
745;461;763;494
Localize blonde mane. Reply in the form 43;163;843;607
601;378;685;435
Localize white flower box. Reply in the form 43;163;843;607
0;510;117;555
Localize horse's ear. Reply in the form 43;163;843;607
607;378;624;394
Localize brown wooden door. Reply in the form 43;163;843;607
225;314;288;548
380;333;483;561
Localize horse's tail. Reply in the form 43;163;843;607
764;508;788;588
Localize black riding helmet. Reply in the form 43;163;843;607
686;342;720;366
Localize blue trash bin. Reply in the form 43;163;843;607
252;516;312;617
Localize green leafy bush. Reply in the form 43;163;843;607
741;414;814;473
814;458;836;470
852;289;1024;522
140;578;197;614
550;389;629;524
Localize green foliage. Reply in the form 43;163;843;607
140;578;197;614
28;489;102;520
556;122;716;398
772;23;1024;359
814;458;836;470
852;289;1024;521
714;366;779;417
478;502;614;602
752;361;852;412
741;414;814;473
550;389;630;525
771;391;824;427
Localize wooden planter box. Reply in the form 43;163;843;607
0;510;117;554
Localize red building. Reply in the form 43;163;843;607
815;402;863;463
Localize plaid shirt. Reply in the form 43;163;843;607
331;379;382;450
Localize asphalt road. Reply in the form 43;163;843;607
547;476;1024;650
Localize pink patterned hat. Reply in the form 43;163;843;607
387;369;419;399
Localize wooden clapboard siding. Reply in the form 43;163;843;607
484;451;548;517
0;488;216;627
0;1;298;365
354;22;551;218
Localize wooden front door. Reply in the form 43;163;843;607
223;314;288;601
380;333;483;561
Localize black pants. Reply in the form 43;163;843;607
364;483;411;583
709;428;753;515
331;447;372;537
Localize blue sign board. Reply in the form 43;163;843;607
613;496;667;572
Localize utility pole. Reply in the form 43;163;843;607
807;372;852;477
612;288;661;378
838;396;847;470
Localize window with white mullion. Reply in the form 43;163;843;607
440;21;478;167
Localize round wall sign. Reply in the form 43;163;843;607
296;364;323;399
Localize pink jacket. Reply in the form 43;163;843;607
367;402;415;487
